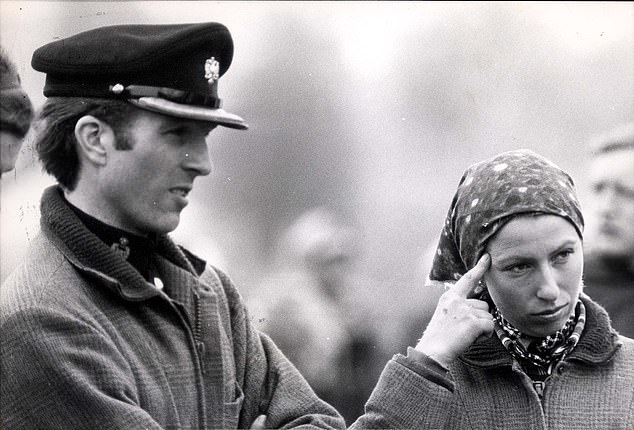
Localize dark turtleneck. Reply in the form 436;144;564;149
63;195;158;282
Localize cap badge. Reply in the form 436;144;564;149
204;57;220;84
110;83;125;94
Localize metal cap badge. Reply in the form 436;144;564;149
205;57;220;84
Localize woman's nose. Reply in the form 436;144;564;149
535;267;560;301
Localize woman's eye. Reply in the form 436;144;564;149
553;249;573;263
504;263;530;275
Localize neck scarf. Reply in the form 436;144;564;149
493;300;586;380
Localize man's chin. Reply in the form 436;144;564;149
140;215;181;235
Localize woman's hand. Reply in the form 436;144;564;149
415;254;494;368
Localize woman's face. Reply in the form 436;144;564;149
484;214;584;337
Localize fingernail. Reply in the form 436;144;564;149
481;253;490;262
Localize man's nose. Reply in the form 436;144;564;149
183;142;212;176
595;185;619;216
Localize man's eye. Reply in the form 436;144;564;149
615;184;634;199
593;183;606;193
163;126;185;136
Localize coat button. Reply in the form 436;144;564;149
197;341;205;355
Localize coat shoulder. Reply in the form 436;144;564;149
618;335;634;357
0;230;104;335
1;233;70;313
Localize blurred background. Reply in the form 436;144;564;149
1;0;633;420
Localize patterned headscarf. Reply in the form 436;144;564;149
429;149;584;282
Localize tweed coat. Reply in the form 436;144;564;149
1;186;345;430
350;295;634;430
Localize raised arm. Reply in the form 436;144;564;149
350;254;493;429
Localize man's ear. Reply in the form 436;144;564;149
74;115;115;167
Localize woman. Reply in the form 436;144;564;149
351;149;634;429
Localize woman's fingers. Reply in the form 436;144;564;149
414;254;494;366
465;298;490;311
453;254;490;298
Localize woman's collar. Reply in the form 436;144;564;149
459;295;620;368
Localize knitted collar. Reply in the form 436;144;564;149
460;295;621;368
40;185;199;300
64;196;158;281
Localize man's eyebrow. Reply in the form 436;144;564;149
158;119;183;130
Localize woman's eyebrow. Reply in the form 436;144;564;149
549;239;579;254
493;255;533;267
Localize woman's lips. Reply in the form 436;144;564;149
532;303;568;318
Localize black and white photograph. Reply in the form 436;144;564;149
1;1;633;428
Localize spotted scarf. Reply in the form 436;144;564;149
428;149;584;282
493;300;586;380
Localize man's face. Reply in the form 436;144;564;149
1;130;25;174
98;110;214;235
588;149;634;259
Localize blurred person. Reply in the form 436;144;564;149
0;47;34;175
249;207;381;425
351;150;633;429
583;122;634;338
0;23;345;430
0;47;40;284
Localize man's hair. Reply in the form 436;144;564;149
1;47;34;138
590;122;634;155
35;97;139;190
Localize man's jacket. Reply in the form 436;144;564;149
1;186;345;430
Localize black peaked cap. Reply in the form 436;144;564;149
32;22;247;129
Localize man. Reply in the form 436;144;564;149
0;22;345;429
0;47;34;175
583;122;634;338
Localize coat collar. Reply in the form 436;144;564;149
459;294;621;368
40;185;203;301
